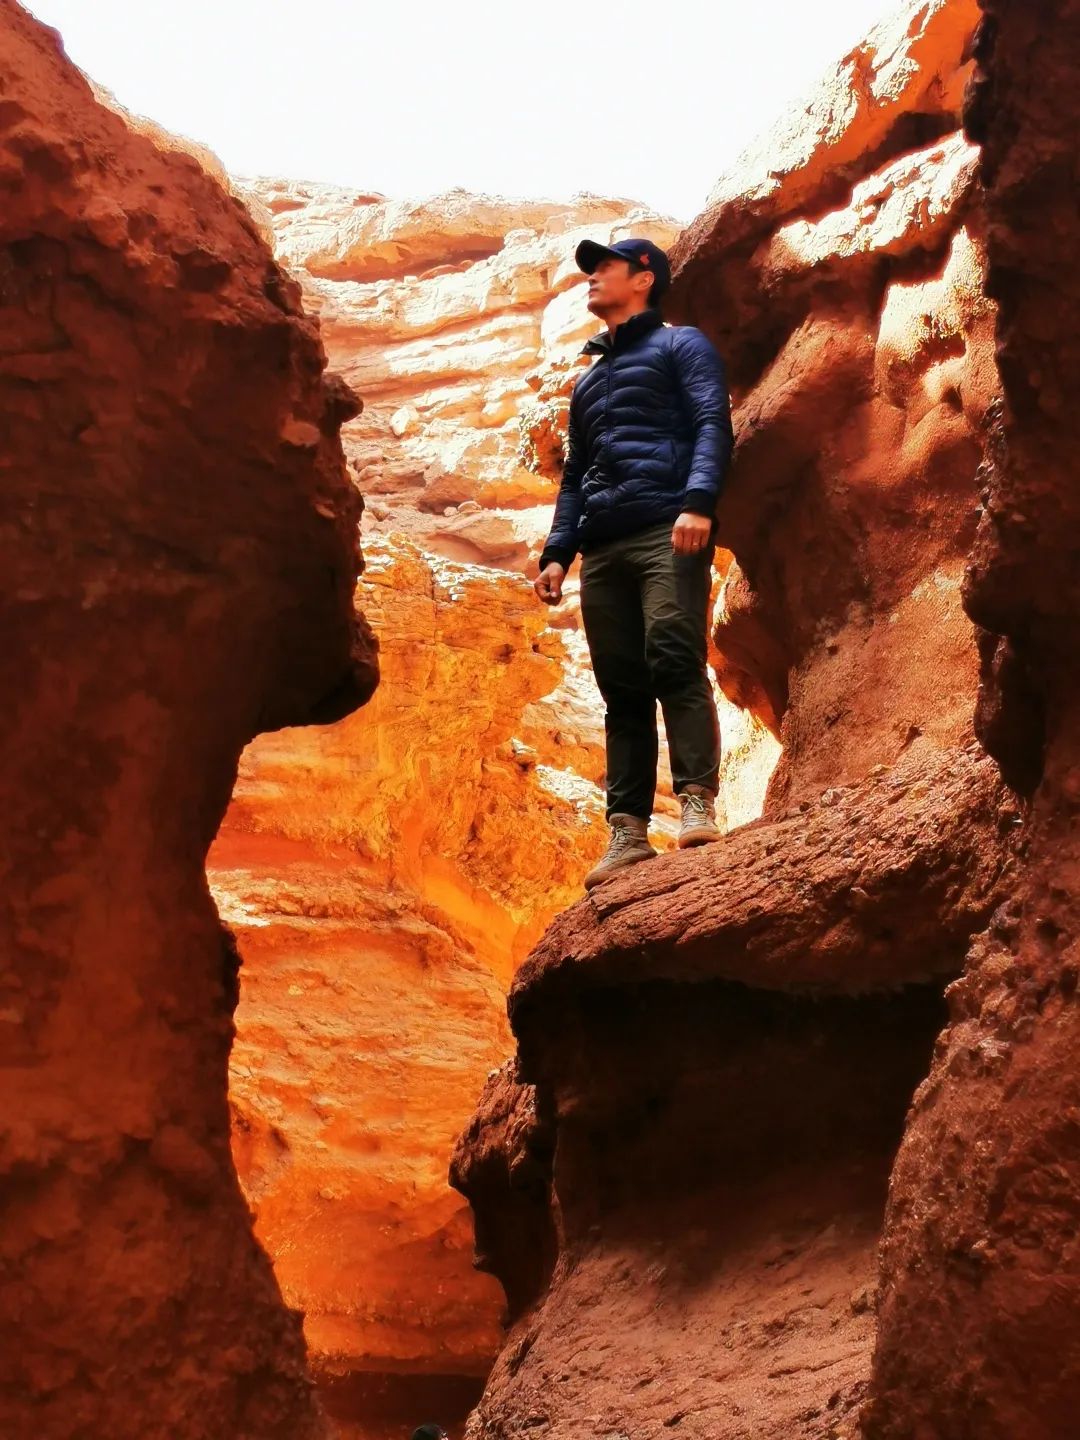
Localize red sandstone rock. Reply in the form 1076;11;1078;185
451;2;1039;1435
208;536;612;1422
220;836;511;1419
0;5;375;1438
467;992;943;1440
450;1062;556;1326
513;743;1012;1014
669;0;993;812
455;746;1016;1438
211;185;683;1424
241;179;679;527
211;174;736;1434
867;2;1080;1435
679;0;980;256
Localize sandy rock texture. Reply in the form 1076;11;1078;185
671;0;991;811
455;746;1016;1440
867;2;1080;1435
209;538;606;1420
451;3;1036;1437
207;183;694;1431
0;4;375;1439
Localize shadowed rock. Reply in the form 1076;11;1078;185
0;4;375;1436
867;2;1080;1434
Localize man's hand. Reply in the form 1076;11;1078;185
534;561;567;605
671;511;714;555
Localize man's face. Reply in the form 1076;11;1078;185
586;255;652;315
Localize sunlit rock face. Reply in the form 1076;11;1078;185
209;185;701;1429
671;0;992;812
213;525;664;1420
0;4;374;1438
244;180;681;523
209;534;595;1421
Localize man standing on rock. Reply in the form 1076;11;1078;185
534;238;734;889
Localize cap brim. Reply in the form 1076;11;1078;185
575;238;624;274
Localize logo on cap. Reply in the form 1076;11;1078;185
639;253;651;265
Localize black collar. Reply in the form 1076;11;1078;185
582;307;664;356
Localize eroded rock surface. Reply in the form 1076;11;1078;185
200;176;771;1435
209;185;692;1422
0;4;375;1438
452;3;1032;1436
210;538;604;1405
456;747;1016;1439
242;179;680;529
867;2;1080;1434
671;0;990;810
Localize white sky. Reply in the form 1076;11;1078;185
26;0;891;221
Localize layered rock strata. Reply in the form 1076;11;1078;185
0;5;375;1439
211;539;602;1409
209;189;684;1423
244;179;680;532
452;2;1036;1436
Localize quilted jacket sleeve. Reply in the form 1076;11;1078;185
538;391;587;571
671;327;734;517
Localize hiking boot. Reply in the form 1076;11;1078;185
677;785;723;848
584;814;657;890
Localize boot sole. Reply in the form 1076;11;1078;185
583;849;657;891
678;829;722;849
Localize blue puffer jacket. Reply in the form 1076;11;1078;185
539;308;734;571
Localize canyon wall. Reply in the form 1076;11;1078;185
247;179;680;533
0;5;376;1440
670;0;990;807
11;0;1071;1436
450;3;1062;1437
208;186;695;1429
867;1;1080;1434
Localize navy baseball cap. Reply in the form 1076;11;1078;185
575;237;671;299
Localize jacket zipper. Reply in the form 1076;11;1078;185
604;332;614;470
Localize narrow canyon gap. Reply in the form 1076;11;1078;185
205;178;772;1433
4;0;1078;1437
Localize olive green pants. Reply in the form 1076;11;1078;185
579;521;721;820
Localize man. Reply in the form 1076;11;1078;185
411;1426;448;1440
534;237;734;890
